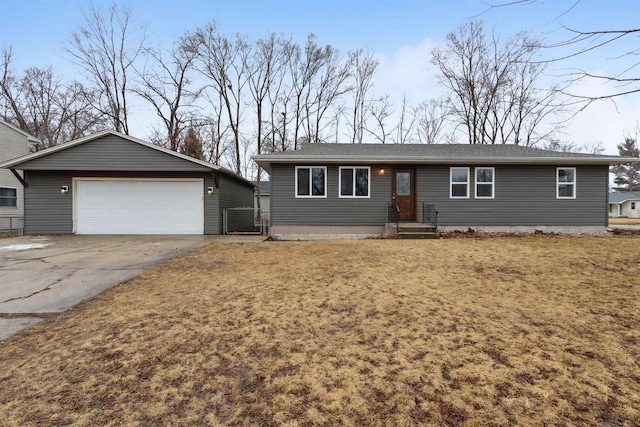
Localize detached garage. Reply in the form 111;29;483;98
0;130;255;235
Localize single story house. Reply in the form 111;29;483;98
0;119;39;232
0;130;254;235
609;191;640;218
253;143;637;239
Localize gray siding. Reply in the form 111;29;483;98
218;173;255;233
0;123;29;227
270;164;609;227
416;165;608;226
24;171;73;234
271;164;390;226
16;135;211;172
23;171;251;235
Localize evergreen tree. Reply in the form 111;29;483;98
180;127;204;160
612;138;640;192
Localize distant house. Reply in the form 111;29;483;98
1;130;255;235
253;143;637;239
253;180;270;221
609;192;640;218
0;120;39;231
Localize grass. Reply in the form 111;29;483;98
610;217;640;225
1;236;639;426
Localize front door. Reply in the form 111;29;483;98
392;169;416;221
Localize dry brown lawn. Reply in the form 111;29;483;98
1;236;639;426
610;217;640;225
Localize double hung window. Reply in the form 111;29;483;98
296;166;326;197
450;168;470;198
557;168;576;199
339;167;370;198
0;187;17;207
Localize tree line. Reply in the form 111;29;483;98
1;2;635;181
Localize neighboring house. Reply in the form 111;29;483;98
0;130;255;235
253;180;270;215
0;119;39;232
609;192;640;218
253;143;637;239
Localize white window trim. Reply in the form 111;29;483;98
556;167;576;199
450;167;470;199
295;166;327;198
0;186;19;209
475;167;495;199
338;166;371;198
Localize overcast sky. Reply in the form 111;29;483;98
1;0;639;154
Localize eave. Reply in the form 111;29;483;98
253;155;638;173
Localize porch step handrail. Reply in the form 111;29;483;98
422;203;438;230
387;203;400;226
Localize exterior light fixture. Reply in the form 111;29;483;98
379;168;385;175
207;187;214;195
61;185;69;194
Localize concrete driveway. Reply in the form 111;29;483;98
0;235;260;341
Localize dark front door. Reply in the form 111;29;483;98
392;169;415;221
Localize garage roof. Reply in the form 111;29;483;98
0;130;253;186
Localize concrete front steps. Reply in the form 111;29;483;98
397;222;439;239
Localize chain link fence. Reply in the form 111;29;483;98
223;208;269;235
0;214;24;236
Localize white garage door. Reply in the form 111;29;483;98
75;180;204;234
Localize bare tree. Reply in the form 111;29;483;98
489;1;640;103
287;34;332;148
415;98;451;144
198;114;229;166
302;44;351;143
393;95;418;144
248;33;286;208
1;46;105;148
133;39;198;151
347;49;378;144
431;20;562;145
263;38;295;153
67;2;145;134
541;138;603;154
365;95;394;144
189;23;251;174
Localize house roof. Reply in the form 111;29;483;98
0;119;40;143
253;143;638;172
0;129;254;186
252;180;270;194
609;191;640;203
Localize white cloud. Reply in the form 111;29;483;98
559;76;640;154
372;38;444;104
369;39;640;151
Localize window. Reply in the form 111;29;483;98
557;167;576;199
0;187;17;207
339;167;370;198
475;167;495;199
450;167;469;198
632;202;636;210
295;166;326;197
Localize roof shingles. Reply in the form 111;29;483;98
253;143;634;170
